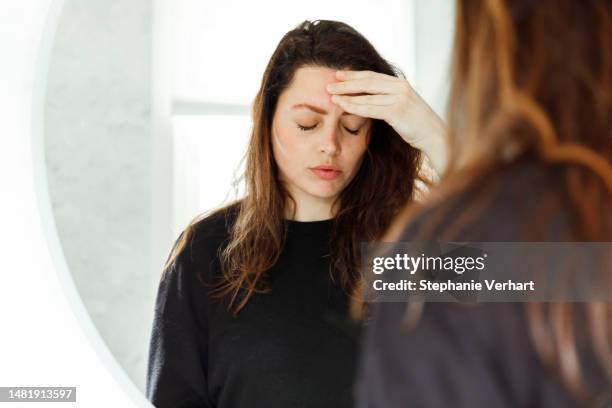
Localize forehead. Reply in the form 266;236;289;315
280;65;340;109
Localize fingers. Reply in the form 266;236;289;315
330;95;389;121
335;70;397;82
327;76;400;95
331;94;396;106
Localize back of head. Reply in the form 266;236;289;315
444;0;611;240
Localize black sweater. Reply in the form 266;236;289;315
146;203;361;408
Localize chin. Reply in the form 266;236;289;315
304;184;342;200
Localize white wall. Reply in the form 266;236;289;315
414;0;455;119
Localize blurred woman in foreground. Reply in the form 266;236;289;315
356;0;612;406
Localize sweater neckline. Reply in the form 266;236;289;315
283;217;334;235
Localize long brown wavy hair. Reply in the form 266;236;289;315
163;20;423;313
372;0;612;405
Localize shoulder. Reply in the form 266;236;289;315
189;200;241;247
184;199;241;261
399;158;574;241
165;200;242;284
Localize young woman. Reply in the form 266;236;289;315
145;20;446;407
356;0;612;407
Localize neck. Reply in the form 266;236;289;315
284;195;337;222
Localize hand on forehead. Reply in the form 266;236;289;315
285;66;367;119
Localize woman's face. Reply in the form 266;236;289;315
271;65;372;209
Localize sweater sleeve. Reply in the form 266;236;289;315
146;236;213;408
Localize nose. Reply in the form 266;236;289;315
318;122;341;156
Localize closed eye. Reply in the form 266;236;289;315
297;124;317;131
296;123;361;135
344;127;360;135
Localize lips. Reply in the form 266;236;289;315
312;165;340;171
310;165;341;180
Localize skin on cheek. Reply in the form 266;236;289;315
273;120;301;161
272;121;290;159
274;131;290;158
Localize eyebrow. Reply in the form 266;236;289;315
291;103;352;116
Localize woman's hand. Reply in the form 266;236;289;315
327;70;448;176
